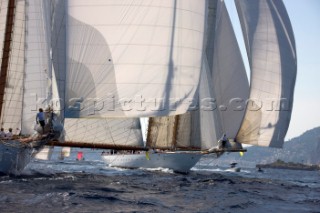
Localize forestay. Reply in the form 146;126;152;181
235;0;297;147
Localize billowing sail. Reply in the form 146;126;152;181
0;0;25;130
64;118;144;148
235;0;297;147
21;0;52;135
212;0;249;139
65;0;207;118
199;57;223;149
51;0;66;118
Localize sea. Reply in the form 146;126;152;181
0;149;319;213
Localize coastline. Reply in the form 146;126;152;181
256;160;320;171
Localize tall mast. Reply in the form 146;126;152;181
0;0;16;118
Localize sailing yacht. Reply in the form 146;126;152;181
43;0;296;173
0;0;296;174
0;0;62;175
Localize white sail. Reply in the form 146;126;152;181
21;0;51;135
64;118;144;147
0;0;9;64
212;0;249;139
51;0;66;118
235;0;297;147
199;56;223;149
0;0;25;130
61;147;71;158
34;146;54;160
65;0;207;118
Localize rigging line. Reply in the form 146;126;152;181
123;119;138;146
105;118;119;145
111;0;158;65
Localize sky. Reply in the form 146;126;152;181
225;0;320;140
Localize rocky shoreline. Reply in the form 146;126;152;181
256;160;320;171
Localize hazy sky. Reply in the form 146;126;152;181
225;0;320;139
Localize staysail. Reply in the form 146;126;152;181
212;0;249;139
235;0;297;147
21;0;52;135
65;0;207;117
63;118;144;148
51;0;66;118
199;56;223;149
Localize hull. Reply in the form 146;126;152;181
225;167;241;172
0;140;33;175
102;152;202;173
0;137;50;175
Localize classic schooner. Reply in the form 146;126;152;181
0;0;297;174
45;0;296;173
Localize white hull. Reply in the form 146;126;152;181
102;152;202;173
0;141;33;175
225;167;241;172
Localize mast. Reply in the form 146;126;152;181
0;0;15;119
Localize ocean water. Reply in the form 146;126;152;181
0;150;319;213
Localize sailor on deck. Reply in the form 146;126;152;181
36;108;46;133
220;133;228;149
5;128;13;139
0;128;5;139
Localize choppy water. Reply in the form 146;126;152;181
0;150;319;213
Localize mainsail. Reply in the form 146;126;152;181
0;0;25;130
65;0;207;117
235;0;297;147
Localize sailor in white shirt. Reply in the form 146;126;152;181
5;128;13;139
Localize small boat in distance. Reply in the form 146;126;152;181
225;163;241;173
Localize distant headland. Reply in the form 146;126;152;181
256;159;320;171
